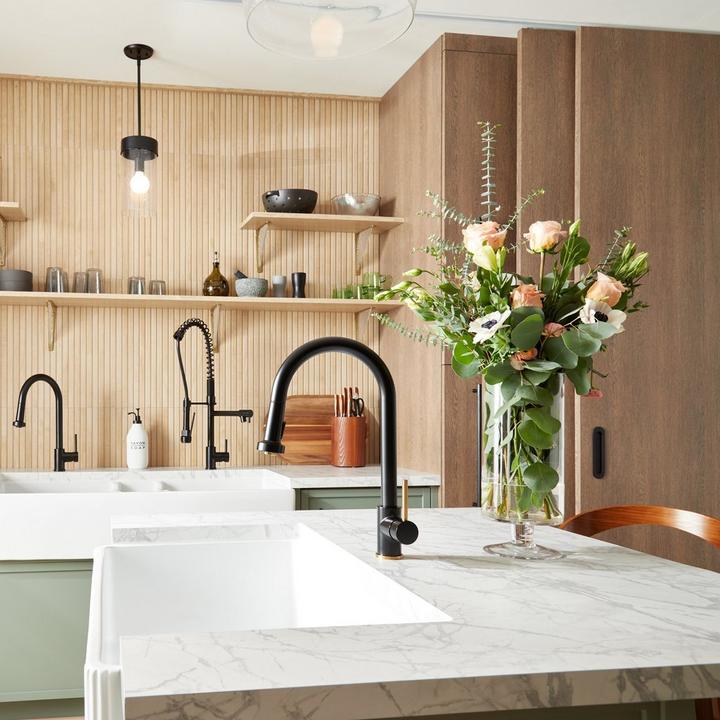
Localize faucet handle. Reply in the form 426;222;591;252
65;433;79;464
402;478;409;522
73;433;78;453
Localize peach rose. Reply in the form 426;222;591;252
585;272;626;308
462;221;507;253
585;388;604;399
523;220;567;253
511;283;544;309
510;348;538;370
542;322;565;338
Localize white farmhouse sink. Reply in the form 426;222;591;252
85;524;449;720
0;469;295;559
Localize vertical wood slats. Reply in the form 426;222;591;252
0;76;381;470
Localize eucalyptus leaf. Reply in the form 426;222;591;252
451;342;480;378
523;461;559;493
580;321;617;340
484;361;514;384
501;373;522;401
511;314;543;351
518;419;554;450
524;360;561;372
567;357;592;395
544;336;578;369
525;407;561;435
510;306;544;327
562;328;601;357
517;385;553;407
523;369;552;386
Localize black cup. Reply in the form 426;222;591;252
292;272;307;298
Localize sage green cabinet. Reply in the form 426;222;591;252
0;560;92;709
295;486;438;510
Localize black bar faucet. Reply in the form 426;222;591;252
258;336;419;559
173;318;253;469
13;374;79;472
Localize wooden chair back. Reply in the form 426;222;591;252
560;505;720;549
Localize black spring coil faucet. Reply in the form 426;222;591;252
173;318;253;469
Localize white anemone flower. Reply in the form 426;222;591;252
579;299;627;333
469;309;511;344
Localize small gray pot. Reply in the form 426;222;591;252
235;278;268;297
0;269;33;291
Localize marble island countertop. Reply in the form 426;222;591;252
113;508;720;719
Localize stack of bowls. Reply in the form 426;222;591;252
0;269;33;292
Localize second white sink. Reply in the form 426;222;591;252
85;523;450;720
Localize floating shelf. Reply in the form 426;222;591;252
0;291;403;352
0;202;27;267
239;211;404;275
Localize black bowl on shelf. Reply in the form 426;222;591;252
0;269;33;291
262;189;318;214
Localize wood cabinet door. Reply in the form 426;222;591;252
575;28;720;571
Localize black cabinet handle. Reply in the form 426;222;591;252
592;427;605;478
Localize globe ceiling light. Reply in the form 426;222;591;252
120;44;158;206
245;0;417;59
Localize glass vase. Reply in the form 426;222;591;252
481;377;564;560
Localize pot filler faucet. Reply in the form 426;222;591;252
13;374;79;472
258;336;419;559
173;318;253;469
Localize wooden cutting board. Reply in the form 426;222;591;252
265;394;334;464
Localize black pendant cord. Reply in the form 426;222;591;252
136;58;142;136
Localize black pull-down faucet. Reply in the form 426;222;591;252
258;336;419;559
13;374;79;472
173;318;253;469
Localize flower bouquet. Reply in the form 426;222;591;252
376;122;649;559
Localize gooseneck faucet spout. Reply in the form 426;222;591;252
173;318;253;469
13;374;79;472
258;336;419;559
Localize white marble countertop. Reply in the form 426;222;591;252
115;508;720;719
270;464;440;488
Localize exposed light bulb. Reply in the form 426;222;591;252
310;14;344;58
130;170;150;195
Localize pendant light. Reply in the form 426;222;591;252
120;44;157;213
245;1;417;59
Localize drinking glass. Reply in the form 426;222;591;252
72;271;88;293
87;269;103;294
45;267;66;292
149;280;167;295
271;275;286;298
128;276;146;295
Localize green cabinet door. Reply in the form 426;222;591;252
0;560;92;706
295;486;438;510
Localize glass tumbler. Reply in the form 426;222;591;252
149;280;167;295
45;267;66;292
87;269;103;294
72;271;88;293
128;276;146;295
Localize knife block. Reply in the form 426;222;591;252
331;416;367;467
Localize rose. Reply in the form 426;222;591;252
463;221;507;253
543;322;565;337
511;283;544;309
510;347;538;370
523;220;567;253
585;272;626;308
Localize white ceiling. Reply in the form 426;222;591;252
1;0;718;97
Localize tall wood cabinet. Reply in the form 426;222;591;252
382;28;720;573
379;34;517;507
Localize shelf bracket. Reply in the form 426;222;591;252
46;301;57;352
353;226;374;276
0;217;6;267
355;308;372;341
209;304;221;354
255;222;270;274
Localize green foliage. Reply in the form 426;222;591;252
523;462;560;493
510;314;544;350
562;328;602;357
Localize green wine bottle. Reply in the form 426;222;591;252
203;251;229;297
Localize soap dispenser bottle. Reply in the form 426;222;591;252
126;408;149;470
203;250;230;296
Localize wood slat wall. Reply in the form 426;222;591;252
0;75;383;470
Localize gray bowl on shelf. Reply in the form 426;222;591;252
262;189;318;214
332;193;381;216
0;269;33;291
235;278;268;297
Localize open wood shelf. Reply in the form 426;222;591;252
0;291;402;313
0;291;402;352
0;202;27;268
239;211;404;274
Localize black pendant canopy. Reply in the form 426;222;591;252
121;43;158;166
